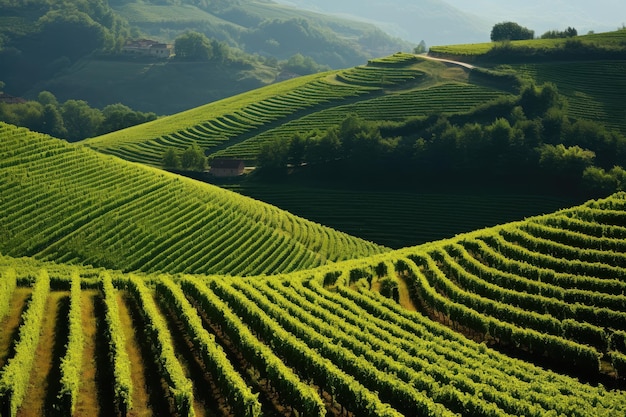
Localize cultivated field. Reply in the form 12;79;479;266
429;29;626;58
3;34;626;417
85;53;509;164
1;192;626;416
0;123;385;276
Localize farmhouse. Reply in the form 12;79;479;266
0;92;27;104
122;39;174;58
209;158;245;177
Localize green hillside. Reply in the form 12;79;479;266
0;0;409;115
225;184;580;249
0;122;385;275
1;192;626;416
513;60;626;134
85;53;509;164
429;29;626;60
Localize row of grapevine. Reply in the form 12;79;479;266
0;268;16;322
514;61;626;133
1;241;626;416
399;255;602;373
153;276;262;417
58;271;84;415
123;274;195;417
325;281;625;416
207;279;405;417
213;83;507;160
179;277;327;417
335;65;424;86
379;193;626;376
0;270;50;417
100;272;133;416
252;279;521;416
87;74;377;166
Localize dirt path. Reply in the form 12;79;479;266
420;53;477;70
0;288;31;369
74;290;101;416
117;293;155;417
155;300;218;417
395;273;418;312
17;291;69;417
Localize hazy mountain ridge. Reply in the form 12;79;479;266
274;0;626;46
0;0;409;115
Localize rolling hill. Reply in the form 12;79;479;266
2;25;626;417
1;191;626;416
0;122;385;275
0;0;410;115
84;53;510;165
273;0;490;46
82;39;626;251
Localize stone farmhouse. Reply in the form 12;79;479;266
209;159;245;177
122;39;174;58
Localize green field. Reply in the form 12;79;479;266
513;60;626;133
1;191;626;416
2;28;626;417
85;53;512;164
429;29;626;58
0;123;385;275
226;184;580;248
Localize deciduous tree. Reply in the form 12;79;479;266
491;22;534;41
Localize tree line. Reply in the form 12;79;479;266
491;22;578;42
257;83;626;197
0;88;156;141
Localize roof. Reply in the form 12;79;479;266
0;93;27;104
210;159;245;170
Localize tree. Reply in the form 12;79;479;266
414;40;427;54
162;148;181;169
41;104;67;138
36;10;107;61
538;144;595;177
491;22;534;42
541;27;577;39
282;53;326;75
174;31;213;61
61;100;104;141
99;103;157;135
258;139;290;172
180;144;206;171
37;91;59;108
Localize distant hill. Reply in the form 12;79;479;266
276;0;626;47
0;0;409;115
273;0;490;46
0;122;385;275
444;0;626;37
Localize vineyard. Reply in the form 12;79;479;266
84;53;509;164
226;184;578;248
513;61;626;134
2;192;626;416
429;29;626;58
0;123;385;275
3;36;626;417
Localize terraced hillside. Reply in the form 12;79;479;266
85;53;509;164
514;60;626;133
1;192;626;416
429;29;626;59
0;123;385;275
